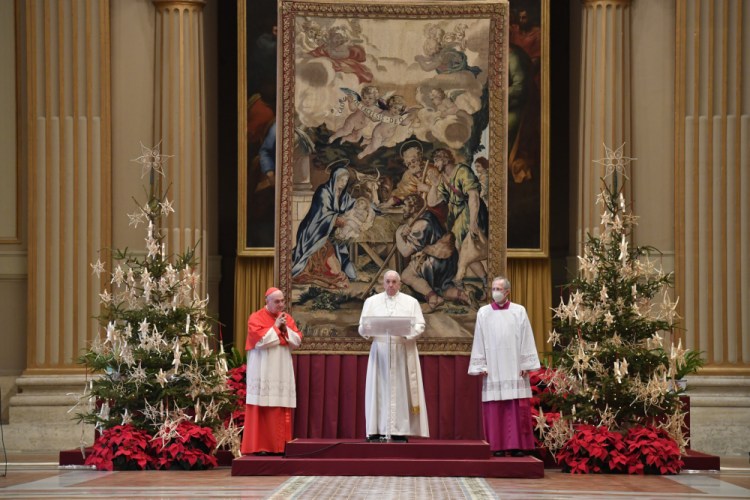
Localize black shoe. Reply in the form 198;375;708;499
366;434;383;442
253;451;270;456
493;450;506;457
390;435;408;443
510;450;526;457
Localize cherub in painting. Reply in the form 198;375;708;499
328;85;380;144
429;88;463;119
358;95;417;159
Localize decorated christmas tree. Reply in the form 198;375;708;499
536;145;692;474
72;144;242;470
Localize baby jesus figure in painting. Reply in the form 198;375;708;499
333;196;376;242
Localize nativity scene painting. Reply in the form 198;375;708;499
276;3;507;352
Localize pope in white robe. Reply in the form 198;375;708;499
359;270;430;441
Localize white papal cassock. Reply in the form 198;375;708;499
358;291;430;437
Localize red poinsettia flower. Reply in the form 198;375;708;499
557;425;629;474
556;424;683;475
624;425;683;475
84;424;155;471
152;421;218;470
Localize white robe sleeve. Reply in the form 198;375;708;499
254;327;281;349
405;296;425;340
358;297;373;339
287;327;302;349
468;307;488;375
518;308;541;371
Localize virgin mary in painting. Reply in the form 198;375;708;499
291;161;357;288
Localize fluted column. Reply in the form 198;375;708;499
7;0;110;452
25;0;112;372
575;0;632;254
675;0;749;370
153;0;207;290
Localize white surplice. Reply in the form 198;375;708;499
358;291;430;437
468;302;541;402
246;326;302;408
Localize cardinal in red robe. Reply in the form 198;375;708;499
240;287;303;455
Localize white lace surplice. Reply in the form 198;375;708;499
468;302;541;402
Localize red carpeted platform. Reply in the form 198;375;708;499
682;449;721;471
59;448;235;467
539;448;721;471
231;438;545;478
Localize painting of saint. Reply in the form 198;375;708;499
245;1;278;249
507;0;544;252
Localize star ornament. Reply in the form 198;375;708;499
593;143;635;180
127;210;146;228
533;407;549;433
160;198;175;215
660;291;681;325
547;329;561;347
131;142;172;178
90;259;105;278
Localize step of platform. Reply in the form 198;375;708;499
231;455;544;478
231;439;545;478
284;438;491;460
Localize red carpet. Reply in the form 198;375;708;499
231;438;545;478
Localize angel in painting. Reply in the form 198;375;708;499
308;26;373;84
429;88;463;119
328;85;380;144
415;24;481;78
358;95;418;159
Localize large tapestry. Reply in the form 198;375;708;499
276;0;508;353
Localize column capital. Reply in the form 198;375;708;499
153;0;206;9
581;0;631;7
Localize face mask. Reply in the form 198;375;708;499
492;290;506;303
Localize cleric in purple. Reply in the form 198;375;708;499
468;276;540;457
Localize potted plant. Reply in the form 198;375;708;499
674;349;705;391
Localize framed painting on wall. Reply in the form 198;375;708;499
506;0;548;257
237;0;279;256
275;0;509;354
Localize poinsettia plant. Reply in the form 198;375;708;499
84;424;155;471
556;424;682;475
153;421;218;470
225;364;247;428
556;425;628;474
624;426;684;474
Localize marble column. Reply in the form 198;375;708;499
8;0;112;451
152;0;208;292
574;0;632;255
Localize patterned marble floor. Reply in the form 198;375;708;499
1;454;749;499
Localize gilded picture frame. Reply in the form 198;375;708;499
505;0;549;257
276;0;509;354
237;0;278;256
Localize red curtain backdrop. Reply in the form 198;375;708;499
293;355;484;440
